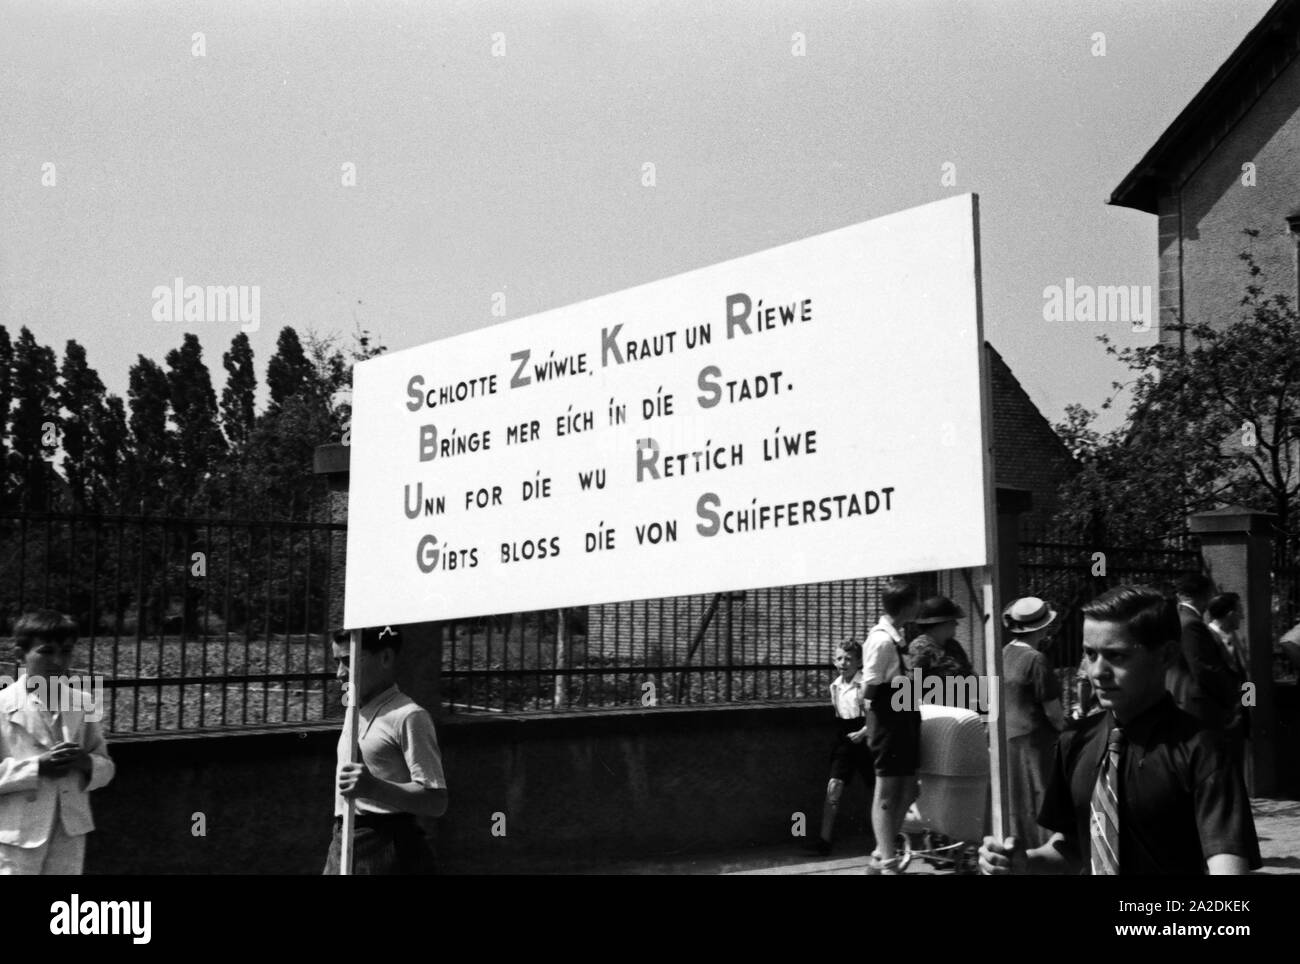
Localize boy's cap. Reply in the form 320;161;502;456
913;596;965;625
363;626;401;648
332;626;402;648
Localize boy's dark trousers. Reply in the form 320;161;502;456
830;717;875;791
323;812;438;875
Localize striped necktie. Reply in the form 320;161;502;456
1089;726;1125;875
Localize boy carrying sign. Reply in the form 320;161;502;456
325;626;448;875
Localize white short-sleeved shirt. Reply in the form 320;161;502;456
862;617;906;688
829;670;865;720
335;684;447;816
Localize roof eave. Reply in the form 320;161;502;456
1107;0;1298;215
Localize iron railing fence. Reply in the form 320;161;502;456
1018;527;1201;713
439;576;931;714
0;506;343;734
1270;534;1300;680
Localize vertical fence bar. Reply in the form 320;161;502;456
88;518;99;686
303;515;313;724
133;514;145;732
283;521;292;723
711;593;719;705
203;514;213;728
553;609;565;710
656;596;665;707
66;514;75;629
243;523;254;725
263;520;273;725
448;620;458;715
671;596;679;707
609;599;618;710
482;613;492;713
112;515;124;732
156;516;166;731
180;517;191;730
222;519;233;727
315;512;325;722
724;592;733;702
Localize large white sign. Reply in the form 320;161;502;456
344;194;989;626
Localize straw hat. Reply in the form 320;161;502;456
1002;597;1058;634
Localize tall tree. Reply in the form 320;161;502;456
166;333;226;498
57;340;108;509
1055;245;1300;556
220;332;257;451
0;325;13;507
8;327;59;509
127;355;171;508
94;395;129;510
232;326;382;517
265;327;314;412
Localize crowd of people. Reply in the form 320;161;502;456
808;576;1262;875
0;571;1270;874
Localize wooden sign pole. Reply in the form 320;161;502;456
340;628;361;875
982;567;1009;841
972;194;1010;844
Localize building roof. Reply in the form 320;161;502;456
984;341;1076;469
1109;0;1300;214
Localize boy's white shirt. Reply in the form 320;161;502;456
862;616;905;687
829;670;865;719
0;675;115;848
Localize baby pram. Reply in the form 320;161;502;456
895;703;988;874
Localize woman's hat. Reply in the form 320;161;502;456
913;596;966;625
1002;597;1058;634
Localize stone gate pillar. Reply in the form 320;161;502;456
1189;507;1276;796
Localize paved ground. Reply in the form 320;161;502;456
1251;798;1300;875
583;798;1300;875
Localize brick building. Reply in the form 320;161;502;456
1109;0;1300;346
986;343;1075;535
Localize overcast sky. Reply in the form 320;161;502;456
0;0;1276;433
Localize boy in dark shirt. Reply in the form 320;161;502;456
979;585;1260;875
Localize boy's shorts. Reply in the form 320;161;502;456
829;717;875;785
323;812;437;875
867;702;921;777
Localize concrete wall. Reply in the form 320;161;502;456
85;702;865;874
83;680;1300;874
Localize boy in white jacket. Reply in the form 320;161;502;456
0;610;115;874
